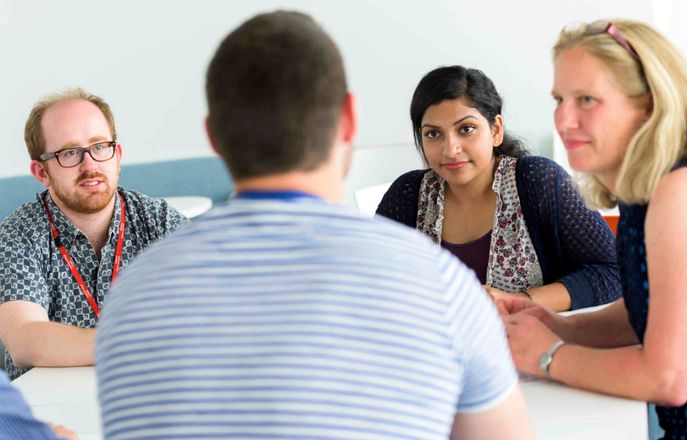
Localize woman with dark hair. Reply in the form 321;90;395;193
376;65;620;311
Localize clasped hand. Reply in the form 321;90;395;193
496;296;564;378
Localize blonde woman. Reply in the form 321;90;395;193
500;19;687;438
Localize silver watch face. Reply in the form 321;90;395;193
539;352;553;374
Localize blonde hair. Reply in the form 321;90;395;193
554;19;687;208
24;88;117;160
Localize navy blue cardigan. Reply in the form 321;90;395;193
376;156;621;309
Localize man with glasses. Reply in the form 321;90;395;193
0;88;187;379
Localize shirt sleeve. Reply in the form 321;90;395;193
375;170;425;228
157;198;189;235
554;166;621;308
123;190;189;243
0;372;58;439
518;157;622;309
438;251;518;412
0;225;50;309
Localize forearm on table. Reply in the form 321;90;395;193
561;299;639;348
550;343;687;405
527;282;571;312
8;321;95;368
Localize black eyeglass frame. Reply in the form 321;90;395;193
39;141;117;168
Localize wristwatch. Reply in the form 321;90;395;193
538;339;566;376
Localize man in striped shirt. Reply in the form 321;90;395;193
96;10;532;440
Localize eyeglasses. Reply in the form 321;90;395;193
563;20;640;61
39;141;117;168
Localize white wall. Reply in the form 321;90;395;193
0;0;655;190
653;0;687;56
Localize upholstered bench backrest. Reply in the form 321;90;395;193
0;156;233;222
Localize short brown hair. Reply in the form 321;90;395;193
25;88;117;160
205;11;348;180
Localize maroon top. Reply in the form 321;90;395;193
441;231;492;284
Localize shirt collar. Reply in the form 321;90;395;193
234;190;322;201
40;191;81;245
491;155;515;195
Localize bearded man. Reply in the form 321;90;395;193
0;89;187;379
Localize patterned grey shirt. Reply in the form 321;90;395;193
0;187;187;379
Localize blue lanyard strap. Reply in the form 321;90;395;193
235;190;322;201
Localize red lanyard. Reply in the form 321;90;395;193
43;193;126;319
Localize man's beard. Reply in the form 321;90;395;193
50;171;118;215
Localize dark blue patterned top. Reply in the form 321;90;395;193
617;161;687;439
0;188;187;379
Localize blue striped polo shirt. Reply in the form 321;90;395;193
0;372;58;439
96;195;517;440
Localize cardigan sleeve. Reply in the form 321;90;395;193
517;156;622;309
375;170;427;229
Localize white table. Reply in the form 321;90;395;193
162;196;212;219
522;378;647;439
13;367;101;440
12;366;647;440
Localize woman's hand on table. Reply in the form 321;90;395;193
496;296;580;377
484;285;530;303
496;296;545;318
495;295;573;337
503;312;561;378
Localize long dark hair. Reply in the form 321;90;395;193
410;66;529;161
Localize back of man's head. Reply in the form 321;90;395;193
206;11;348;180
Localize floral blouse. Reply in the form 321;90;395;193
416;156;543;292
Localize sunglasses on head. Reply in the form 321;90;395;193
562;20;640;61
